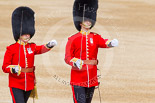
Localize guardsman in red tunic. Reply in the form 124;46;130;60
65;0;118;103
2;6;57;103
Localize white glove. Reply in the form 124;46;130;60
13;66;20;73
74;59;84;70
111;39;118;47
46;40;57;48
7;65;21;74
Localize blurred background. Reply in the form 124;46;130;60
0;0;155;103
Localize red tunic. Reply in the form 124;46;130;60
65;32;109;87
2;41;51;91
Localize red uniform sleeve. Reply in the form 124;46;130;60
97;35;109;48
34;44;51;55
2;46;13;73
64;37;75;67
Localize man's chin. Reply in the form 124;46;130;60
84;25;91;29
85;27;91;29
22;39;30;43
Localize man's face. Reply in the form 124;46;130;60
20;34;30;43
81;21;92;29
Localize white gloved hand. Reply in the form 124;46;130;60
7;65;21;74
46;40;57;48
13;66;20;73
111;39;119;47
74;59;84;70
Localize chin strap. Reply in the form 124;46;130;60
82;4;86;23
81;22;92;29
79;4;86;60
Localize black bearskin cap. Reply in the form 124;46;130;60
73;0;98;31
12;6;35;41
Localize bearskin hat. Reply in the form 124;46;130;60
12;6;35;41
73;0;98;31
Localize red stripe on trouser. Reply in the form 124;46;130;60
71;86;77;103
10;88;16;103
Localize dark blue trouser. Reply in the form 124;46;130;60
10;88;32;103
71;85;95;103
